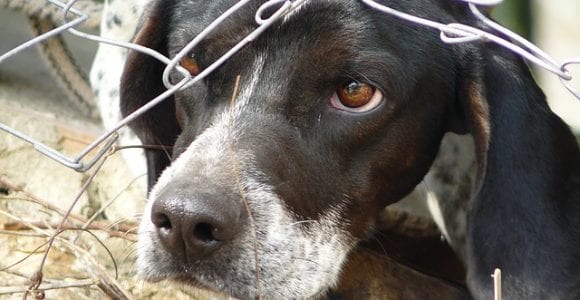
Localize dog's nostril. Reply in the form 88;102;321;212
152;213;173;231
193;222;218;242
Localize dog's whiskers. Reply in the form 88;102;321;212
225;75;263;298
287;220;318;227
152;136;174;161
290;256;321;267
370;235;389;257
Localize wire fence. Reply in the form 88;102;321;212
0;0;579;298
0;0;579;174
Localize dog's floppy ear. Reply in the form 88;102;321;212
120;0;181;191
455;42;580;296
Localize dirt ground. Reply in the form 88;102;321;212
0;9;226;300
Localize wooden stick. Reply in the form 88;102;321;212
492;268;502;300
0;279;97;295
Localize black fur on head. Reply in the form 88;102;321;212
121;1;580;298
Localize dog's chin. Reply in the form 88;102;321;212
136;233;347;299
137;261;226;295
138;268;329;300
137;255;335;299
139;273;231;298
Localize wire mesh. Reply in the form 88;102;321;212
0;0;578;173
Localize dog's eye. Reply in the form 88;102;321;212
180;55;201;76
331;81;383;112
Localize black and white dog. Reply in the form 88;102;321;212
120;0;580;298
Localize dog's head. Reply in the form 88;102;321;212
120;0;578;298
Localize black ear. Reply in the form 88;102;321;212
457;43;580;298
120;0;181;192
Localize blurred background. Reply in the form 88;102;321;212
495;0;580;132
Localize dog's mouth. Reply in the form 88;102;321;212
172;275;225;296
145;267;294;300
140;263;235;297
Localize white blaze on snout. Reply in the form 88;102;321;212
137;53;355;298
236;53;265;108
282;0;309;23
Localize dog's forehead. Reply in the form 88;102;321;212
172;0;359;21
165;0;462;74
169;0;370;46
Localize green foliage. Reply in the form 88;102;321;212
492;0;533;39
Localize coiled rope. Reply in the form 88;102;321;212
1;0;102;121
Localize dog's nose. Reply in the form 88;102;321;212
150;186;242;260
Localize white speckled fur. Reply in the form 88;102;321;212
90;0;151;190
138;110;355;298
422;133;475;260
237;53;265;107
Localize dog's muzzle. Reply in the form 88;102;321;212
137;119;354;299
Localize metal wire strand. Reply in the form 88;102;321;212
361;0;577;81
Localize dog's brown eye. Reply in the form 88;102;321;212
337;81;375;108
331;81;383;112
180;55;200;76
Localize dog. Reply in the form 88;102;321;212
90;0;472;297
120;0;580;298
